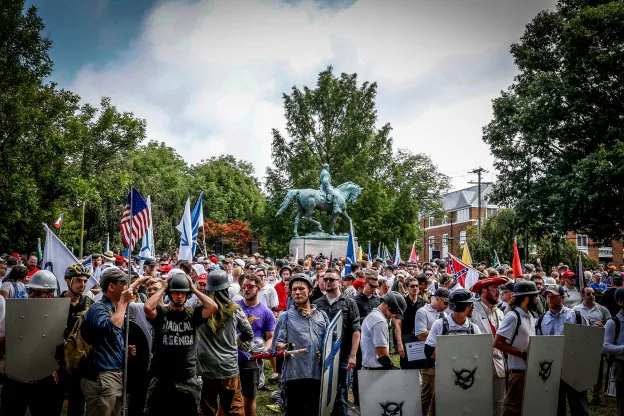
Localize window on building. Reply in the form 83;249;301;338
456;208;469;222
442;234;448;257
459;230;467;246
441;215;448;225
428;236;435;260
428;217;434;227
576;234;588;248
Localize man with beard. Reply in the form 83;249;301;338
197;270;253;416
275;273;329;416
493;281;540;416
60;264;94;416
313;268;360;416
424;289;481;355
470;278;507;416
143;269;218;415
25;254;40;280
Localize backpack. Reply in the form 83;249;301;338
508;308;538;344
64;312;92;375
11;282;28;299
441;316;475;335
536;310;582;335
63;297;97;375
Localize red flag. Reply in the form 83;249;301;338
512;239;523;278
54;214;63;229
409;241;418;262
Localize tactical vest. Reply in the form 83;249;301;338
441;317;475;335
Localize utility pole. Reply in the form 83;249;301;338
469;167;487;243
79;200;86;259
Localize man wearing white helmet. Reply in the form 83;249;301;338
0;270;65;415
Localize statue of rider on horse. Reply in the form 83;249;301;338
276;164;362;238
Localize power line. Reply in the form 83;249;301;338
468;167;488;243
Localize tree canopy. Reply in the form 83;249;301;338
483;0;624;241
262;67;450;255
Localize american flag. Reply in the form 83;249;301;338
120;187;151;250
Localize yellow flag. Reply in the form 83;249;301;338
358;245;363;262
462;243;473;265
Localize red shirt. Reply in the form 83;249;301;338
25;267;40;283
275;281;288;312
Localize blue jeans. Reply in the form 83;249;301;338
331;368;351;416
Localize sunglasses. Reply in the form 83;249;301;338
28;289;51;297
408;285;419;289
324;278;338;283
242;284;258;290
368;283;379;288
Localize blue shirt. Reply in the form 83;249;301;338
603;312;624;360
590;282;607;292
536;306;586;336
83;296;124;371
275;306;329;382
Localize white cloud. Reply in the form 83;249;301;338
70;0;556;190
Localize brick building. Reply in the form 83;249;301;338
422;183;498;262
567;232;624;265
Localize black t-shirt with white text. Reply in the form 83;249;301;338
148;305;204;381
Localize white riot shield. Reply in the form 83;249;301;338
319;310;342;416
561;323;605;392
5;298;70;381
359;369;421;416
522;335;564;416
435;334;493;416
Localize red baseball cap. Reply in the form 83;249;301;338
353;278;366;290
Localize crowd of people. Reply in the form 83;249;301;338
0;250;622;416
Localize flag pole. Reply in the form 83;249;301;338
122;187;133;416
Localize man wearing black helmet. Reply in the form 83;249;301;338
424;289;481;357
360;291;407;370
493;281;539;416
603;287;624;415
274;272;329;416
197;269;253;416
143;268;218;415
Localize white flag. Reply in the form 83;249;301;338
176;198;193;262
42;223;79;294
139;195;155;260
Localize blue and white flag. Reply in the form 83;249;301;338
42;223;80;295
344;221;356;275
191;192;204;257
105;233;110;253
139;195;155;260
177;198;193;262
394;238;401;265
367;241;372;261
82;255;93;273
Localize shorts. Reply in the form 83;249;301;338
240;367;260;399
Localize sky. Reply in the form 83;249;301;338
29;0;556;191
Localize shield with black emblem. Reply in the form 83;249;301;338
359;369;421;416
5;298;70;381
522;335;564;416
561;323;605;392
435;334;493;416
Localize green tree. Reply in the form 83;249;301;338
190;155;265;224
483;0;624;241
263;66;449;256
0;1;80;251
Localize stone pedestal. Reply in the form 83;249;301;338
289;233;357;258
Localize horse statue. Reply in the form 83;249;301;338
276;181;363;238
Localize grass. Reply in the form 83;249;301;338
254;357;619;416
